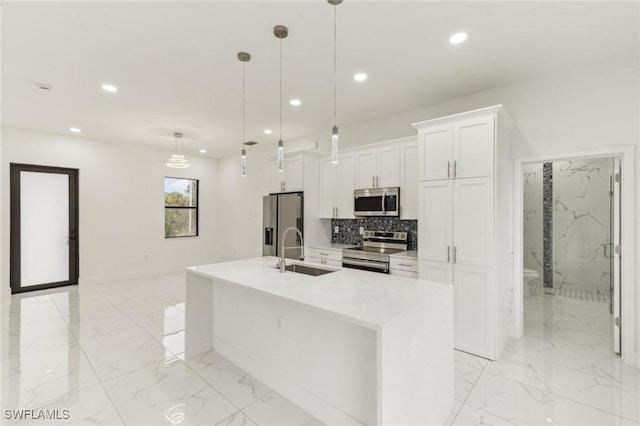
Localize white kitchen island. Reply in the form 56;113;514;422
185;257;453;426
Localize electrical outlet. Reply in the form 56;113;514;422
334;226;339;233
359;227;364;235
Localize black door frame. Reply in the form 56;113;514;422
10;163;79;294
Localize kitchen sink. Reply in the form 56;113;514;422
285;264;336;276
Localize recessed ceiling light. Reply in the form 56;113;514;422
69;127;82;133
101;83;118;93
449;32;468;44
354;73;368;82
289;99;301;106
264;129;273;135
36;83;53;91
199;149;207;154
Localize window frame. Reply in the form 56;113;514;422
164;176;199;239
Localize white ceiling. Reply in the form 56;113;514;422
3;1;638;158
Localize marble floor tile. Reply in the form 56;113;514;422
216;411;258;426
102;356;237;425
139;313;185;341
185;350;272;410
1;317;76;361
6;383;122;426
242;392;324;426
454;350;489;371
484;350;640;422
452;403;519;425
1;342;101;409
444;399;464;425
455;361;483;402
466;370;634;425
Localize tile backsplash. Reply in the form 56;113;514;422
330;218;418;250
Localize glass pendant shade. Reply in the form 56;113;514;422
166;133;190;168
277;140;284;172
240;148;247;177
331;126;339;164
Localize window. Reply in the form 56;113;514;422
164;177;198;238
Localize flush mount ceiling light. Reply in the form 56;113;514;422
274;24;289;172
329;0;343;164
449;32;468;44
199;149;207;154
264;129;273;135
166;132;190;169
238;51;251;178
101;83;118;92
289;98;301;106
69;127;82;133
353;73;367;82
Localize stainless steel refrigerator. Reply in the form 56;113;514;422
262;192;304;259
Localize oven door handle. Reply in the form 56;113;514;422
342;258;389;270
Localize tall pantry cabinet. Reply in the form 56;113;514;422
413;105;514;360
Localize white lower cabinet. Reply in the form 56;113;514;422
453;265;494;358
390;256;418;278
307;247;342;267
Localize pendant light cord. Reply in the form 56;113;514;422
279;39;283;141
242;60;246;145
333;4;337;125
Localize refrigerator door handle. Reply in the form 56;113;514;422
265;228;273;246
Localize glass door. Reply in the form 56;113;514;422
10;164;79;293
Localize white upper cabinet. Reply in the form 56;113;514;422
377;145;400;187
319;153;356;219
337;153;355;218
418;115;495;181
454;116;495;179
319;158;338;218
419;124;453;181
400;140;418;219
355;144;400;189
269;156;304;193
355;149;377;189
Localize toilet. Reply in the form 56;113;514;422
523;268;540;295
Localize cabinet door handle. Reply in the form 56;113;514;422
372;176;375;187
447;246;451;263
376;176;379;187
453;161;457;178
319;253;329;256
453;246;457;263
447;161;451;178
335;207;338;218
398;263;413;267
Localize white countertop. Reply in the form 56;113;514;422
389;250;418;260
307;243;355;251
187;256;449;330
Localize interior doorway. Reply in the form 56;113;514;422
10;163;79;293
520;156;621;354
512;145;635;367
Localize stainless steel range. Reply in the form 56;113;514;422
342;230;408;274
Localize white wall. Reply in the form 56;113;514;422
1;127;220;296
522;162;544;287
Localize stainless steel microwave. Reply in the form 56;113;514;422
354;187;400;217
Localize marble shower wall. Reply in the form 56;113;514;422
552;158;612;296
523;158;613;296
523;163;544;287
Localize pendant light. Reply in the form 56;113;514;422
274;25;288;172
238;51;251;177
329;0;342;164
166;132;190;168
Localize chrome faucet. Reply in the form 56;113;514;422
278;227;304;272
